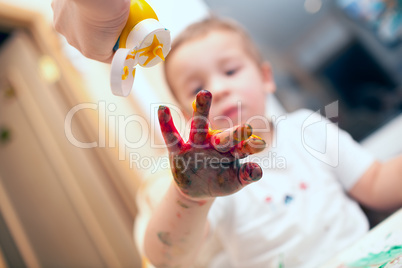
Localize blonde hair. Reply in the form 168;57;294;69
164;16;263;99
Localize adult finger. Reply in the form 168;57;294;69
231;135;266;159
211;124;253;153
237;162;263;185
158;105;184;153
189;90;212;146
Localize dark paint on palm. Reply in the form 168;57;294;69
158;90;263;200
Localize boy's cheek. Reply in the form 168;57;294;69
174;98;192;118
183;108;192;121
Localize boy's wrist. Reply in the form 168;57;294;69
172;183;215;208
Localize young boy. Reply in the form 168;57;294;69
137;17;402;268
52;3;402;265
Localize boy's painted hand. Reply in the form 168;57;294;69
158;90;266;201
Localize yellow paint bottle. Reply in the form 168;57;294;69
110;0;171;97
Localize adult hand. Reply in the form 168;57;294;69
158;90;266;201
52;0;130;63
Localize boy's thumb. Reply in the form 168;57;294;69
237;162;263;185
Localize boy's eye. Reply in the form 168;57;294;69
226;69;237;76
193;86;203;95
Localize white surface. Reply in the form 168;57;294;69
361;113;402;161
321;208;402;267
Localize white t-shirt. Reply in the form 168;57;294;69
134;109;375;268
207;109;375;268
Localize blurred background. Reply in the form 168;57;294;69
205;0;402;143
0;0;401;267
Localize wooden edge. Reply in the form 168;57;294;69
0;176;40;268
0;3;141;220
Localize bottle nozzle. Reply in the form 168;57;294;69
154;45;165;61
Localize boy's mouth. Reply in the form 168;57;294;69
221;106;240;120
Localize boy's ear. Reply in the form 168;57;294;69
260;62;276;94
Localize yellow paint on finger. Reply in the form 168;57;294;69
192;100;197;112
234;125;252;142
142;256;152;268
251;134;262;140
208;128;222;135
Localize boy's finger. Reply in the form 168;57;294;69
189;90;212;145
211;124;253;153
237;162;263;185
158;106;184;153
231;135;266;159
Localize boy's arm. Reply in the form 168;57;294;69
144;183;214;267
144;90;266;267
349;155;402;211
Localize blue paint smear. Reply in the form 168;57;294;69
284;195;293;204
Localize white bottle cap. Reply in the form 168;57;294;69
110;18;171;97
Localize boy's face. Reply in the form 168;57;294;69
166;29;275;130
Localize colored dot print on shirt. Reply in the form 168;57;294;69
264;195;277;211
300;182;308;190
284;195;293;204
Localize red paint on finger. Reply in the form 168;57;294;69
194;90;212;113
158;106;174;131
238;163;262;183
248;163;262;181
234;124;253;141
189;90;213;145
158;106;184;150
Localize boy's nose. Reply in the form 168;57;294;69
209;77;230;103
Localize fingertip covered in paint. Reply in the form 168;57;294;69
238;162;263;185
